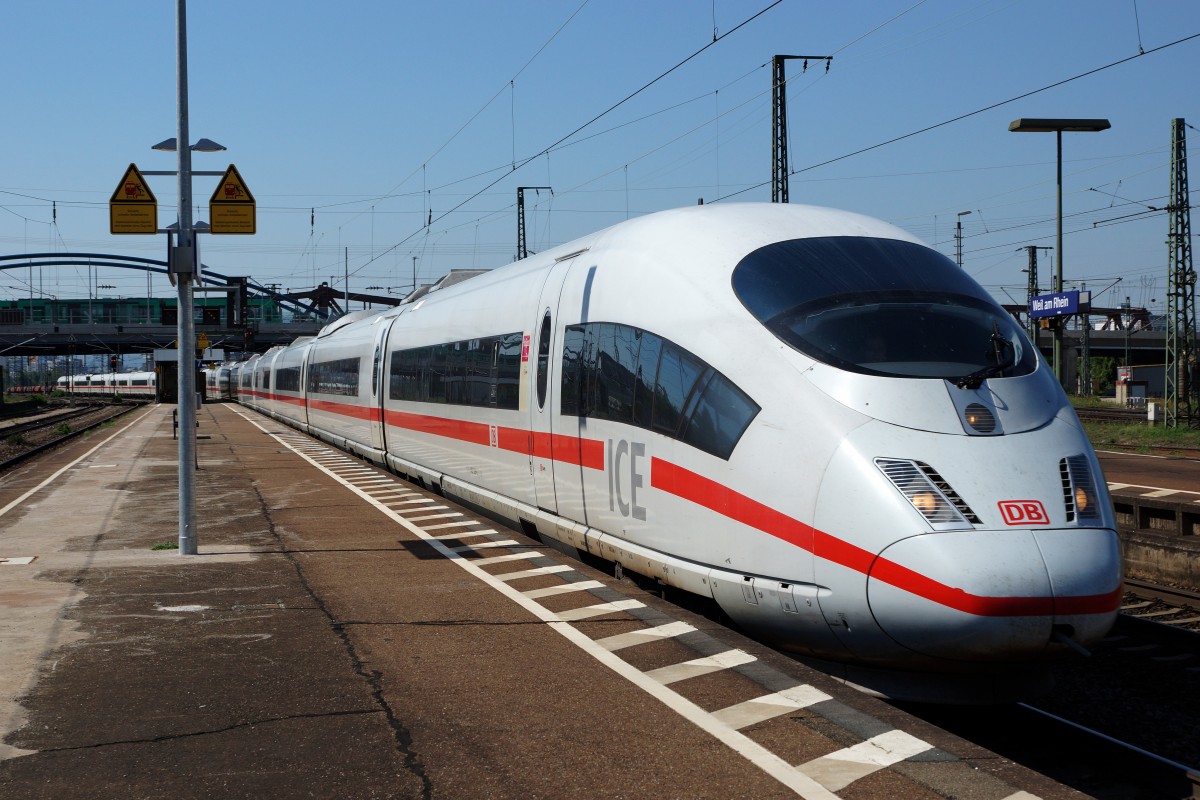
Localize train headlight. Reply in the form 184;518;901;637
911;491;940;514
1074;486;1091;514
875;458;979;530
1061;455;1102;524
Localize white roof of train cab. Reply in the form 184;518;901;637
583;202;925;278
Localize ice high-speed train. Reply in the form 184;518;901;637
232;203;1121;701
57;372;157;398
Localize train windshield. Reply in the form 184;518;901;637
732;236;1038;381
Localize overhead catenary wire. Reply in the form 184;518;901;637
717;31;1200;203
352;0;785;277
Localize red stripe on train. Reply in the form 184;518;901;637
650;457;1120;618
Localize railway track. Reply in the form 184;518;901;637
889;578;1200;798
1009;582;1200;797
0;402;144;471
1074;405;1152;424
0;403;109;440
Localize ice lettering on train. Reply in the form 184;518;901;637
607;438;647;521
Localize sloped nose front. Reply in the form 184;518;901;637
865;529;1117;662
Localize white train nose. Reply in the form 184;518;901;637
865;529;1121;661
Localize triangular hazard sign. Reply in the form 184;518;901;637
110;163;157;204
210;164;255;204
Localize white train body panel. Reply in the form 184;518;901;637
232;203;1121;697
264;336;313;430
304;312;389;459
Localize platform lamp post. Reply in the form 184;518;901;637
1008;118;1110;388
150;0;230;556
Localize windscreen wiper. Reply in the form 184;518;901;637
954;324;1014;390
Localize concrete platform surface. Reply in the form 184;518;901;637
0;403;1085;799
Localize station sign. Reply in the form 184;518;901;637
209;163;256;234
1029;290;1081;319
109;163;158;234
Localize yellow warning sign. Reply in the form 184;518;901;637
209;163;256;234
109;163;158;235
197;332;210;352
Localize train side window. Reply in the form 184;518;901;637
536;311;552;410
652;343;705;437
633;331;662;429
428;344;448;403
465;339;491;406
389;349;415;401
560;325;586;417
596;323;637;424
680;374;760;460
276;367;301;392
445;342;466;405
495;333;522;410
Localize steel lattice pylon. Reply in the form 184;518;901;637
1166;118;1198;427
771;55;830;204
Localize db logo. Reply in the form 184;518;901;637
998;500;1050;526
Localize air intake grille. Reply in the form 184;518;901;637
916;462;983;524
875;458;980;529
1059;459;1076;522
1061;455;1101;524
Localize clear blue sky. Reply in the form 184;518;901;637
2;0;1198;314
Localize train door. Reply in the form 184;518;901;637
370;313;400;454
528;257;578;514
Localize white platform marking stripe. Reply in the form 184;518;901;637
522;580;604;599
711;685;832;730
470;552;543;566
446;540;522;553
644;649;757;685
1143;489;1181;498
428;529;499;540
594;621;697;651
423;520;485;532
555;599;645;621
0;556;37;566
1103;480;1200;498
493;564;575;582
404;512;462;523
798;730;933;792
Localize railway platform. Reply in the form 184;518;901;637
0;402;1088;799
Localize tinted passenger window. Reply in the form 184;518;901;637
596;323;638;424
653;344;705;436
560;325;586;417
560;322;758;460
633;332;662;429
681;374;760;460
388;333;521;410
495;333;522;409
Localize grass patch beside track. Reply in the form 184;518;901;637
1071;396;1200;451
